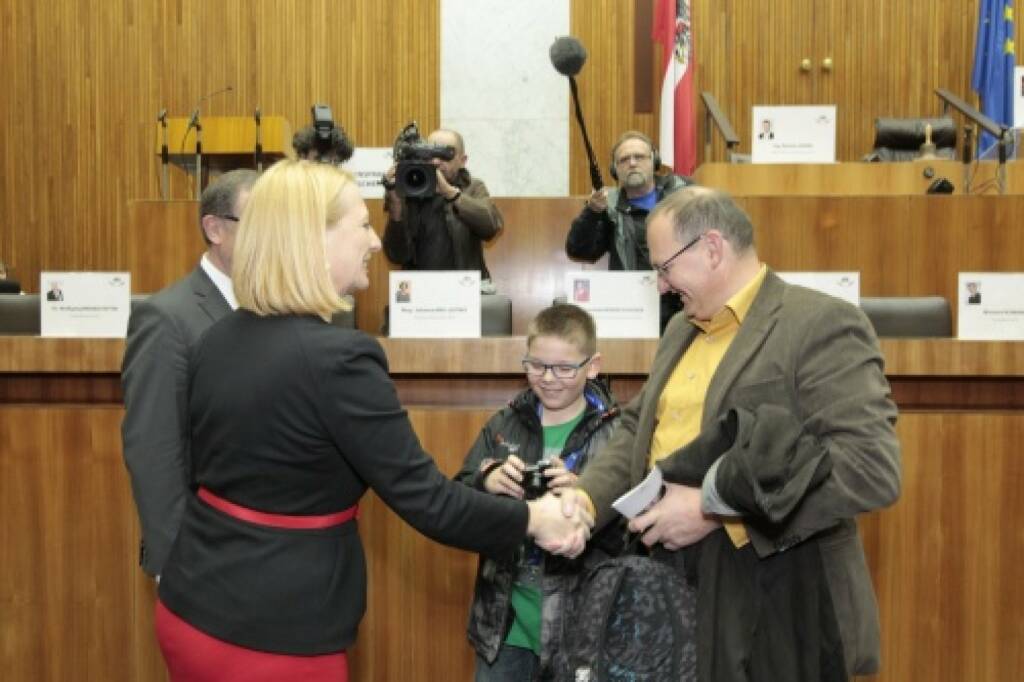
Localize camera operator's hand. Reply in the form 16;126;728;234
483;454;525;498
435;168;460;201
383;163;403;220
543;456;577;493
586;188;609;213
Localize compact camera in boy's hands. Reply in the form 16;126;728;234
521;460;552;500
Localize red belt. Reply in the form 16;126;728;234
198;487;358;530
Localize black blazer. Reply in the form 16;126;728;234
158;312;529;655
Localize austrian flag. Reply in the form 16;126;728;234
653;0;696;175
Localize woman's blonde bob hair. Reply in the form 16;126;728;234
232;160;355;322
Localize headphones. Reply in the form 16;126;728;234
609;131;661;181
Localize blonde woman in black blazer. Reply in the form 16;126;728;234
155;160;591;682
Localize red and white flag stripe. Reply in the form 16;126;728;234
654;0;697;175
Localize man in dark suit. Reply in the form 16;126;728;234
121;168;259;578
566;187;901;681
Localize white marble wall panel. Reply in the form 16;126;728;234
440;0;569;197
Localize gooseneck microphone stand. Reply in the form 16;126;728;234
193;111;203;198
158;109;170;200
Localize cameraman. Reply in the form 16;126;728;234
382;129;502;278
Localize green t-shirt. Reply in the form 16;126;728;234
504;408;586;654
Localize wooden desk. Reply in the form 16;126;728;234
694;161;1024;196
2;337;1021;681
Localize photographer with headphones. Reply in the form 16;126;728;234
565;131;694;332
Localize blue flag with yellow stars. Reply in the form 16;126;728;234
972;0;1016;157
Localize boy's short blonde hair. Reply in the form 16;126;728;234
526;304;597;357
232;160;353;322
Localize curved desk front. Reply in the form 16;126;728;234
1;336;1021;682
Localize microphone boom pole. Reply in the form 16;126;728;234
550;36;604;191
568;76;604;191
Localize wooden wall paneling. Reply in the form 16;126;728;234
126;201;205;293
0;407;144;681
349;408;493;681
906;195;1024;330
737;195;913;295
570;1;660;194
1;0;440;296
859;413;1024;682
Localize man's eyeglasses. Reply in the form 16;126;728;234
522;356;592;379
218;214;240;222
615;152;652;166
653;233;703;277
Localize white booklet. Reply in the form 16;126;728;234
612;466;664;519
388;270;481;338
563;270;659;338
957;272;1024;340
40;271;131;338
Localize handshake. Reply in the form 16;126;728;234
526;489;593;559
482;453;594;558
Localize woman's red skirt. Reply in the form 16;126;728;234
156;600;349;682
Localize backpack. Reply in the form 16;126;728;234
553;554;697;681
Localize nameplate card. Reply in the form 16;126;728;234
751;105;837;164
776;271;860;306
957;273;1024;340
389;271;481;338
40;271;131;338
348;147;393;199
563;271;659;339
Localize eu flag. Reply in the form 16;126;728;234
971;0;1016;157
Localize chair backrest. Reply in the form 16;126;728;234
481;294;512;336
381;294;512;336
866;117;957;162
859;296;952;338
0;294;153;335
0;294;41;334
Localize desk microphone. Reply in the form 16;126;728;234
185;86;234;134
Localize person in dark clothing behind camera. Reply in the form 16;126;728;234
455;304;622;681
382;128;502;280
292;125;354;165
565;130;694;332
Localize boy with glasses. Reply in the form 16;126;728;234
454;304;622;681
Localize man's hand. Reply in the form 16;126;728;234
483;454;526;498
628;482;721;551
528;491;593;558
586;188;609;213
435;168;459;200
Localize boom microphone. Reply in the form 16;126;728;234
549;36;587;77
549;36;603;191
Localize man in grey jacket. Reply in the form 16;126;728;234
566;187;901;681
565;130;693;332
121;168;258;577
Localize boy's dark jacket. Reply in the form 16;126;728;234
454;380;622;676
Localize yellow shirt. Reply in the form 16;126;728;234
650;265;768;546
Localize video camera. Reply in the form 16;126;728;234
391;122;456;199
